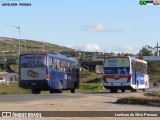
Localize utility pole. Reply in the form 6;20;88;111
12;26;20;73
155;42;160;56
25;40;26;53
12;26;21;55
42;41;45;52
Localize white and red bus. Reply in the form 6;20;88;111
103;56;149;93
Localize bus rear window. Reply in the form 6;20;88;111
104;57;130;67
20;55;46;68
104;57;130;75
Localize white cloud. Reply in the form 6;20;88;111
65;43;102;52
64;44;75;49
84;43;102;52
65;43;140;54
118;45;137;53
65;44;83;50
83;23;122;33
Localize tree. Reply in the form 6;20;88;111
137;45;155;59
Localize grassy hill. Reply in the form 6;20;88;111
0;37;74;60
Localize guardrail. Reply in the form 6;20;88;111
0;59;18;64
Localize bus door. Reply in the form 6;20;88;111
48;57;59;89
75;68;79;88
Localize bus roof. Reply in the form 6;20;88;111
20;52;78;63
104;56;147;64
130;57;147;64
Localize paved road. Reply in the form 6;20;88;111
0;90;159;111
0;89;160;120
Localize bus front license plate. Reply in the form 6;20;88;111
31;83;37;86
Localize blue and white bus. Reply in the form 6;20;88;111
103;56;149;93
19;52;79;94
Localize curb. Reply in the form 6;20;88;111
117;100;160;107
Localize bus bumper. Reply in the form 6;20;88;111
103;85;132;90
19;80;49;89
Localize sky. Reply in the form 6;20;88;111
0;0;160;54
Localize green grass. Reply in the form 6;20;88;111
151;91;160;97
0;67;3;72
80;69;97;78
9;65;18;73
116;96;160;106
0;37;73;60
0;83;31;94
76;82;103;92
0;82;103;94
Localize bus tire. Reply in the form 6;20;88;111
131;89;137;92
71;89;75;93
31;88;41;94
122;89;125;92
136;80;139;92
57;89;62;93
110;89;118;93
49;89;55;94
142;82;147;92
142;89;145;92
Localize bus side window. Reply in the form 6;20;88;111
57;59;60;71
72;63;76;72
63;60;66;71
131;62;135;72
51;58;56;70
132;61;136;73
136;62;139;72
49;57;52;66
138;63;141;73
142;64;145;74
145;64;147;74
68;62;71;72
140;63;143;73
64;61;68;72
54;58;57;70
60;60;65;71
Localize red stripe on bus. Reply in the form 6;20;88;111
103;75;130;79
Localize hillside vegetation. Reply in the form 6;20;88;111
0;37;73;60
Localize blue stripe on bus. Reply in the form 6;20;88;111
132;73;145;85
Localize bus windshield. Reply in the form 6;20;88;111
104;57;130;74
20;55;46;68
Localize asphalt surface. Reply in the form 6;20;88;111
0;87;160;120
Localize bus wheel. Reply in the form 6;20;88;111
110;89;118;93
71;89;75;93
50;89;55;94
131;89;137;92
122;89;125;92
142;82;147;92
142;89;145;92
31;88;41;94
